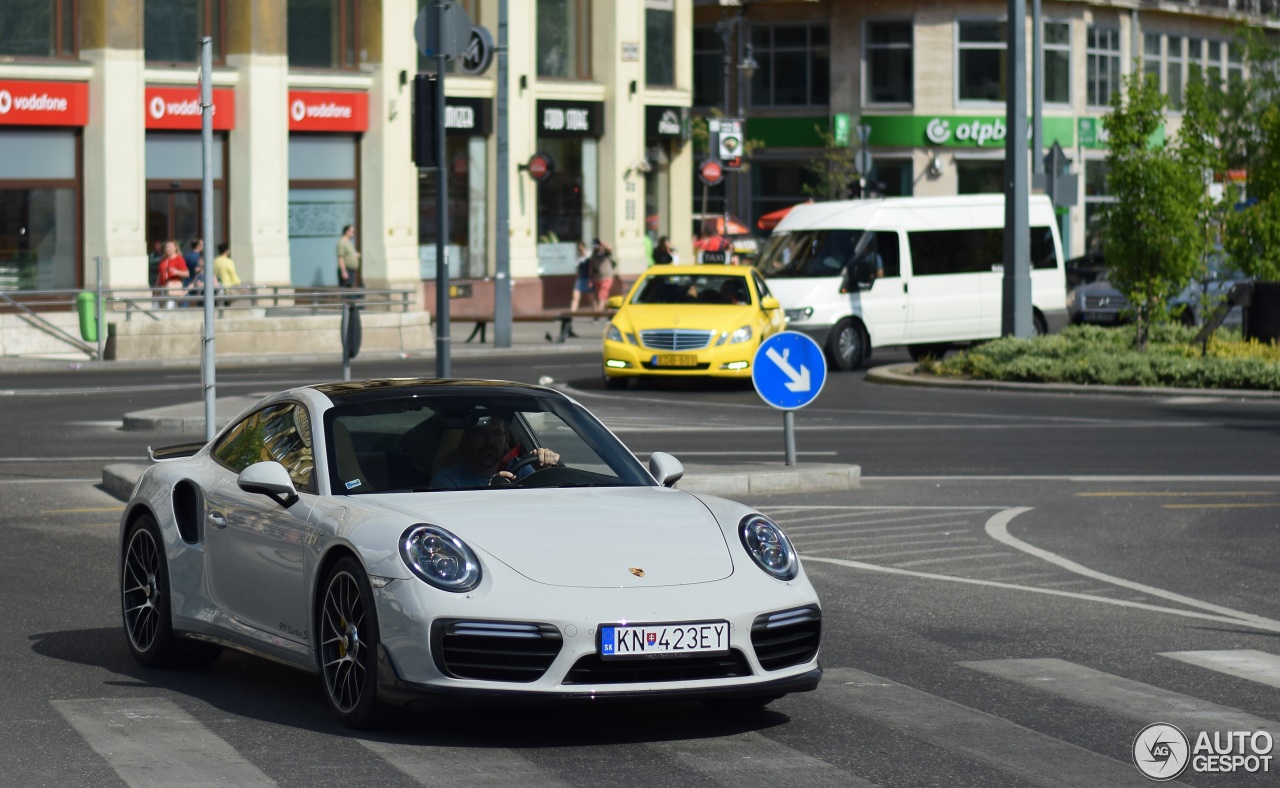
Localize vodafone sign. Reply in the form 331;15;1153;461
0;80;88;126
145;87;236;130
288;90;368;132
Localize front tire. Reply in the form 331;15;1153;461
122;515;183;667
827;319;866;371
319;556;385;728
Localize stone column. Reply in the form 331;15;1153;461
225;0;291;287
594;1;647;276
80;0;147;288
505;0;540;280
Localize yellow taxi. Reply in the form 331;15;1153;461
603;264;785;388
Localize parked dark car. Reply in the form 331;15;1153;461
1066;257;1249;328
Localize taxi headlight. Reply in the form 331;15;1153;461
400;524;481;592
739;515;798;581
729;325;753;344
606;324;624;344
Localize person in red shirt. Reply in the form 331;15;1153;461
155;240;189;309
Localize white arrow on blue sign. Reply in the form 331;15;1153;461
752;331;827;410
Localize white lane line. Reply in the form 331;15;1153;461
52;697;275;787
793;528;962;545
893;552;1013;568
960;658;1280;735
818;667;1155;787
984;508;1280;632
360;740;570;787
649;730;873;788
840;543;989;560
800;554;1280;633
788;524;967;538
792;512;981;530
807;533;980;552
1160;650;1280;690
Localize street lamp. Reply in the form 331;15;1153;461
715;14;755;234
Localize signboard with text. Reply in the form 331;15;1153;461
288;90;369;132
145;86;236;130
0;80;88;126
537;100;604;138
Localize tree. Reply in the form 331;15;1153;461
1101;71;1202;351
802;127;861;201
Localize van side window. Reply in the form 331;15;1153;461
1031;226;1058;269
875;231;901;278
908;229;1003;276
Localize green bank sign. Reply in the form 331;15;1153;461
862;115;1076;148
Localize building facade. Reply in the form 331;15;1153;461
0;0;694;314
694;0;1279;260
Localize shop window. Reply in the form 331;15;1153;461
288;134;357;286
537;0;591;80
750;24;829;108
1086;26;1120;108
692;26;723;108
416;0;479;74
0;0;77;59
288;0;359;70
1044;21;1070;105
866;21;913;105
956;159;1003;195
873;160;913;197
1167;36;1184;111
958;20;1006;103
645;0;675;88
420;136;487;280
0;130;79;291
536;137;598;276
145;0;226;64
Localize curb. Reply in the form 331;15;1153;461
866;363;1280;400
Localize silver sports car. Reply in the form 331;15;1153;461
119;379;822;727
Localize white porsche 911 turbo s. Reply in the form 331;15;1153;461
119;379;821;727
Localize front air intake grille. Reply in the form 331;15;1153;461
1083;294;1128;310
563;650;752;684
751;606;821;671
639;329;716;351
431;620;563;682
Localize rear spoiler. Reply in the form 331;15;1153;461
148;442;205;462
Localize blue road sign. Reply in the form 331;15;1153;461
752;331;827;410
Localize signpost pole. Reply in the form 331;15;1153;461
1002;0;1031;338
784;411;796;466
434;1;450;377
494;0;511;347
199;36;217;442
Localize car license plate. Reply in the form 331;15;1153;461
652;354;698;368
600;620;730;659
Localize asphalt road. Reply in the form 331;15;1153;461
2;350;1278;785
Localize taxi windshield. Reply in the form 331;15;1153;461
632;274;752;306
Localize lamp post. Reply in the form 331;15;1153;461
715;14;757;233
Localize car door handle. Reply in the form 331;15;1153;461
208;512;227;528
903;282;909;293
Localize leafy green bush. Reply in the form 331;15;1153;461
930;325;1280;390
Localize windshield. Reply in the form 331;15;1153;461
632;273;752;306
324;391;653;493
753;229;873;278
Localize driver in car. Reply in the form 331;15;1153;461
430;413;560;489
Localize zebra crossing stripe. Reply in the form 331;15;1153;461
960;658;1280;735
818;667;1153;787
51;697;276;787
360;740;571;787
649;729;874;787
1160;650;1280;690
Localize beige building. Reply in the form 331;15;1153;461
0;0;694;317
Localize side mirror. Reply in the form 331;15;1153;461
648;451;684;488
238;461;299;506
606;295;624;310
760;296;780;311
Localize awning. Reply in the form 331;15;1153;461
756;202;812;232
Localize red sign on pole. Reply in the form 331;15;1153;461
0;80;88;126
288;90;369;132
698;159;724;186
526;152;555;182
145;86;236;130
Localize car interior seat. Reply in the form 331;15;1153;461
331;420;389;493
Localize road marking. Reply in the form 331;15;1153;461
1162;503;1280;508
1076;491;1274;497
894;551;1012;568
40;506;124;514
837;543;989;560
984;508;1280;631
649;730;871;787
52;697;276;787
818;667;1154;787
960;658;1280;736
0;478;98;484
360;740;570;787
793;527;962;543
1160;650;1280;689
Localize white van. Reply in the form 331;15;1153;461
753;195;1068;370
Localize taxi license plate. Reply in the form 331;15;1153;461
599;620;730;659
652;354;698;368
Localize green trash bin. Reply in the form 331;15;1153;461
76;291;98;343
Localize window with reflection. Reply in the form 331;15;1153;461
692;26;723;108
288;0;360;70
1044;21;1070;104
1086;26;1120;108
214;403;316;493
750;24;829;107
866;21;912;104
145;0;226;64
0;0;77;59
645;0;675;88
537;0;591;80
958;20;1006;102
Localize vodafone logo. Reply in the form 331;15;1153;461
149;94;209;120
0;91;10;115
149;95;166;119
291;99;306;122
292;98;353;121
0;89;69;116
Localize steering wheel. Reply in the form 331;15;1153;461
506;452;563;476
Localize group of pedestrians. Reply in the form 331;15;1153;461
152;239;241;309
569;238;619;314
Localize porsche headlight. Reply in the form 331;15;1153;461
716;325;753;346
739;515;798;581
399;524;481;592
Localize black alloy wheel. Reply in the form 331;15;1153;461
319;556;384;728
122;515;181;666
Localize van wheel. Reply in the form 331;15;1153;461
1033;310;1049;336
828;319;866;371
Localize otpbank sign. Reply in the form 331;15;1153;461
0;80;89;126
861;115;1077;148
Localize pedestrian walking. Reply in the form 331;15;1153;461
213;243;242;305
590;239;616;311
569;241;593;314
337;224;361;287
654;236;677;264
155;240;188;309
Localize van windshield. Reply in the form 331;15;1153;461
753;230;873;278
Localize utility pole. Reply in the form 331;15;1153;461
1003;0;1032;338
433;0;450;377
199;37;217;441
494;0;511;347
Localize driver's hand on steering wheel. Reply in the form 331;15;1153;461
530;447;559;469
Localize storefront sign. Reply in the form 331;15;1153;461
459;26;495;75
698;159;724;186
537;100;603;138
1078;116;1164;149
526;152;555;182
0;80;88;126
145;86;235;130
444;96;491;136
646;105;686;139
288;90;369;132
860;115;1076;149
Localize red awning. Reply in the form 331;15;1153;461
699;215;752;236
756;202;812;232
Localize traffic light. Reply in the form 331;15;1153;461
412;74;438;167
